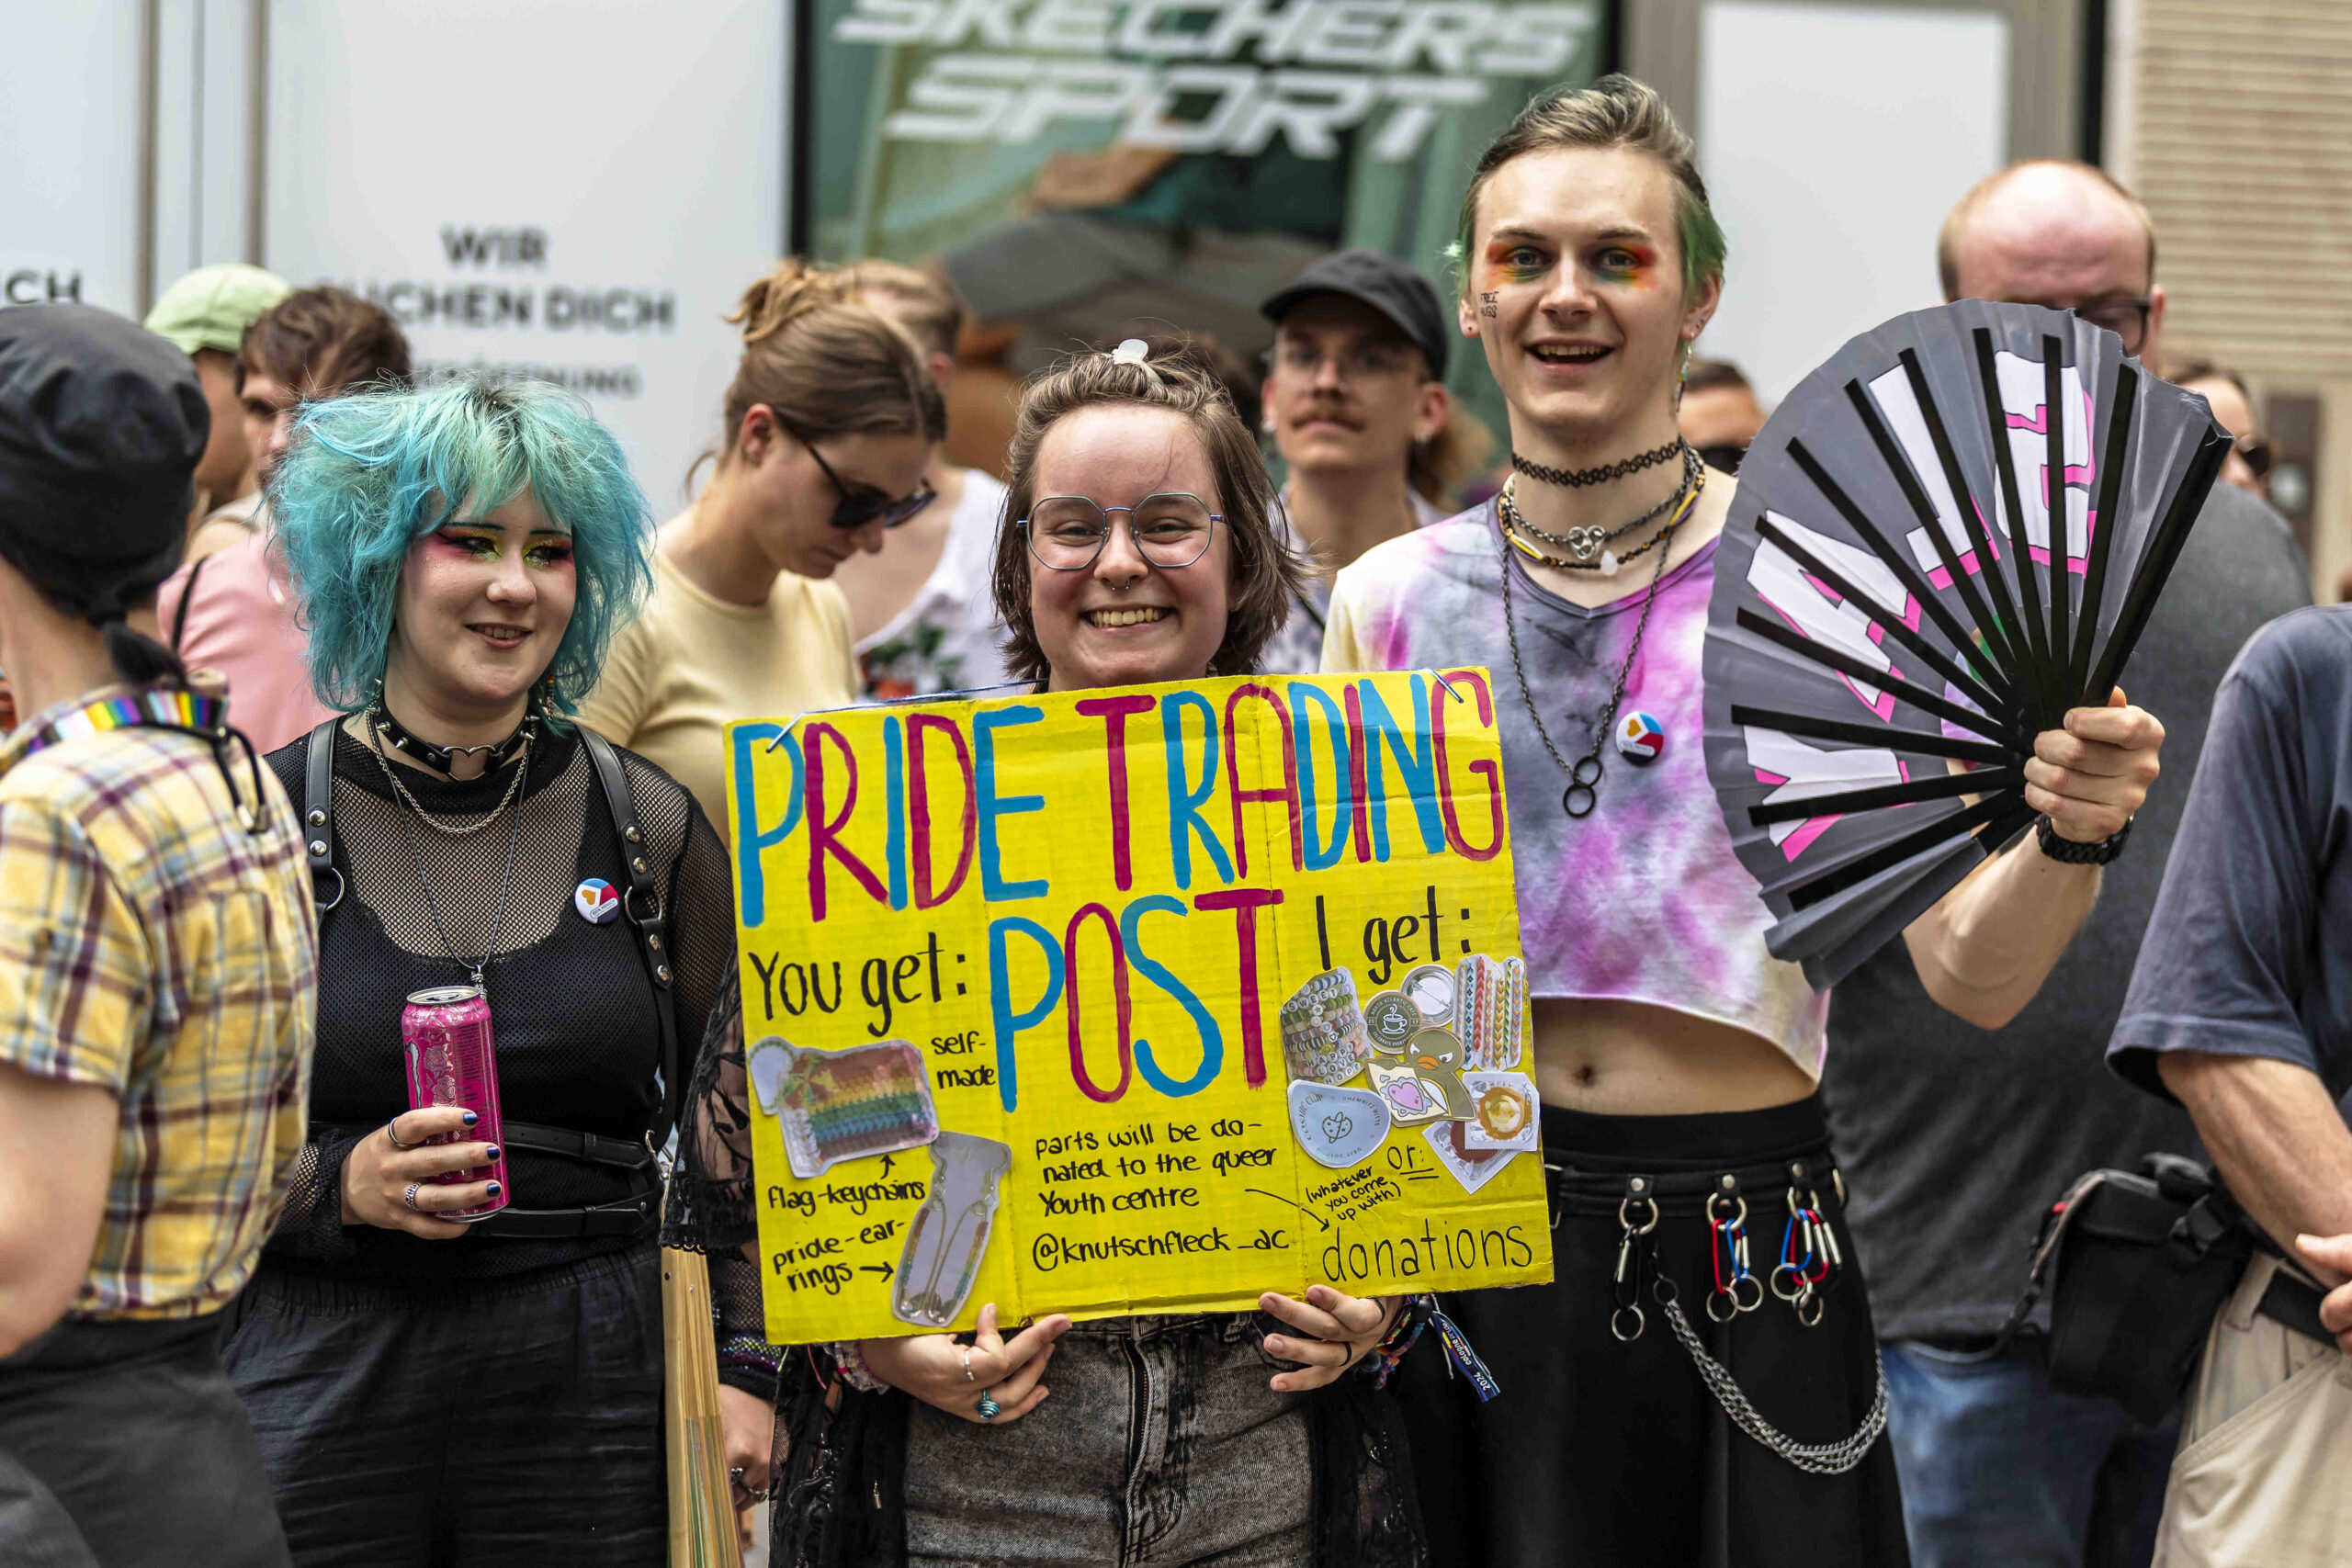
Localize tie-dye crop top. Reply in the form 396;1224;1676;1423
1322;504;1831;1079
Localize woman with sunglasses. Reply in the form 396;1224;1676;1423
668;344;1435;1568
578;258;945;832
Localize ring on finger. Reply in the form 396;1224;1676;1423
403;1180;424;1211
386;1116;420;1150
975;1392;1002;1421
962;1347;975;1382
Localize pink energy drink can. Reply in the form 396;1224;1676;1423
401;986;509;1220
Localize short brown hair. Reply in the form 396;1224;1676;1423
1937;161;2157;301
238;286;411;397
1453;74;1726;302
705;258;946;485
841;258;965;362
991;348;1307;683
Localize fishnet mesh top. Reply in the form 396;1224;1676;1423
264;716;731;1281
663;967;775;1388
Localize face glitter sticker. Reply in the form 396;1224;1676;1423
749;1036;941;1180
1287;1080;1392;1170
1280;968;1371;1086
893;1131;1012;1328
1425;1117;1515;1193
573;876;620;924
1462;1072;1540;1152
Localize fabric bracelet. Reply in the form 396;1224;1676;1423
1365;1293;1436;1389
831;1339;888;1393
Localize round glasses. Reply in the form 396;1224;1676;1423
1019;493;1221;572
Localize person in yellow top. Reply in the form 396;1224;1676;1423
578;259;945;837
0;304;315;1567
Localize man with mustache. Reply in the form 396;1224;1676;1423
1254;251;1466;674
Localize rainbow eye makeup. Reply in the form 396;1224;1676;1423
1592;244;1659;288
1482;242;1550;288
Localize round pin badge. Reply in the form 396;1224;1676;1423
1401;963;1457;1026
1615;710;1666;763
1363;992;1419;1052
574;877;621;925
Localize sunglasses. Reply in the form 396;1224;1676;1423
775;414;936;530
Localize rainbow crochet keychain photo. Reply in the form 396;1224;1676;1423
746;1036;942;1179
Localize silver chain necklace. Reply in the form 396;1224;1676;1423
369;706;535;837
366;718;528;993
1499;504;1686;818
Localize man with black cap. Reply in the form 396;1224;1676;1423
0;303;314;1566
1256;249;1472;674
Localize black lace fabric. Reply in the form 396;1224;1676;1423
263;716;731;1280
662;975;785;1398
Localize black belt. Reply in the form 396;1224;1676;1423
2258;1266;2335;1347
315;1120;659;1241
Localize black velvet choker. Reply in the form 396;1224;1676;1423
368;700;536;777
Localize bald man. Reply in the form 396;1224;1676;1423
1822;160;2312;1568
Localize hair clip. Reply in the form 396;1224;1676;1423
1107;337;1165;387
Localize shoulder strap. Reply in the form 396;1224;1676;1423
302;718;345;913
580;728;682;1151
169;553;208;653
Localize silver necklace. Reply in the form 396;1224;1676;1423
369;709;534;837
365;721;528;993
1498;504;1685;818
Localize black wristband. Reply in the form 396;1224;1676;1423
2036;813;2132;865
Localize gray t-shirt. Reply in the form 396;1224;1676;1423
1821;482;2311;1342
2110;604;2352;1111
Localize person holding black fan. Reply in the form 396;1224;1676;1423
1323;75;2168;1568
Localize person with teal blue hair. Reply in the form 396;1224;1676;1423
222;376;741;1565
274;377;652;724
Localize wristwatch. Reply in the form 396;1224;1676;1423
2035;813;2132;865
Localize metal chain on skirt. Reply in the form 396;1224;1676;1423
1659;1298;1890;1475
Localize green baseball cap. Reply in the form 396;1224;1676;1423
143;263;293;356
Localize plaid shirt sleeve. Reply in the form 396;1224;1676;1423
0;795;152;1091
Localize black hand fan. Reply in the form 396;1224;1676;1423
1702;299;2231;988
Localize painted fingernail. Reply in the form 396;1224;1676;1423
486;1181;503;1196
462;1111;479;1125
483;1145;501;1160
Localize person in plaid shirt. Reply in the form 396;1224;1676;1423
0;304;314;1568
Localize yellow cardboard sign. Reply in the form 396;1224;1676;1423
726;671;1553;1343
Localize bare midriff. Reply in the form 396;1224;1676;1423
1530;996;1815;1117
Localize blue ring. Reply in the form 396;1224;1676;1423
975;1393;1002;1421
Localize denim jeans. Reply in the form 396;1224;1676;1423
904;1314;1311;1567
1884;1337;2177;1568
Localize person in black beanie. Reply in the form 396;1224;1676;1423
0;303;315;1567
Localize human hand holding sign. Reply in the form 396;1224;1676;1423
859;1303;1071;1425
1258;1287;1402;1393
2025;688;2165;841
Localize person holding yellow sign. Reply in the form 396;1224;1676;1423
669;343;1442;1568
1323;77;2169;1568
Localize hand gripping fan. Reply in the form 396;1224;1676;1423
1702;299;2231;988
